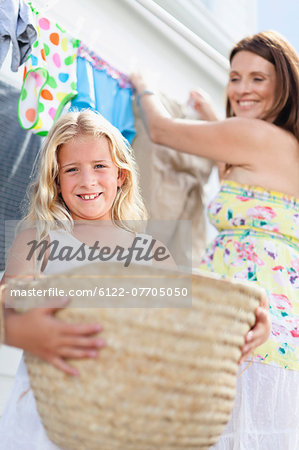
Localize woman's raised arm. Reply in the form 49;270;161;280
131;73;279;168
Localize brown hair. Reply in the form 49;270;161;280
226;31;299;140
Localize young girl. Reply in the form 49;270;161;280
0;109;149;449
0;110;269;449
130;31;299;449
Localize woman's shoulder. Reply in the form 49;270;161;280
227;117;297;152
226;117;281;136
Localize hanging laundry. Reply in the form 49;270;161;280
0;0;37;72
18;10;79;136
132;93;214;267
71;44;136;144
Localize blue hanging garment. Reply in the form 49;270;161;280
71;56;96;110
71;44;136;143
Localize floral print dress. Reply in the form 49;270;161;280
200;180;299;449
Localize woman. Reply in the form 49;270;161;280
131;31;299;449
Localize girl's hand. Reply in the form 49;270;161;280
5;299;105;376
189;89;219;121
239;293;271;364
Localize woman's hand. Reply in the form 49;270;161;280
239;293;271;364
130;71;151;95
5;300;105;376
189;89;219;121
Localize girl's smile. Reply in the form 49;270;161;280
58;135;126;221
77;193;102;200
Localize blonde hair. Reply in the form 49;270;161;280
23;110;147;238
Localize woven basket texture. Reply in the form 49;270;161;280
9;262;262;450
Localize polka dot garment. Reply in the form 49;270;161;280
18;12;79;136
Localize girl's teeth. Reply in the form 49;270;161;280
80;194;99;200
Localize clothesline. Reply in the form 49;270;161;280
78;44;132;90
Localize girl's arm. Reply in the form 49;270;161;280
3;301;105;375
2;229;106;376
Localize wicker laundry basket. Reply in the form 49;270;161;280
9;262;263;450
